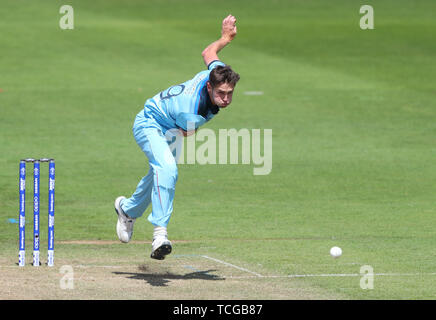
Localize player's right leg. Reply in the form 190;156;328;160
114;196;136;243
114;113;156;243
114;168;154;243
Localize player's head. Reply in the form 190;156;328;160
207;65;240;108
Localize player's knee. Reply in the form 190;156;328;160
156;164;178;188
167;163;178;183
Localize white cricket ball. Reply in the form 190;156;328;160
330;246;342;258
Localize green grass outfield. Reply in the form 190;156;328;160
1;0;436;299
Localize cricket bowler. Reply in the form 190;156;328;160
115;15;240;259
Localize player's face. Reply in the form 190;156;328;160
208;82;234;108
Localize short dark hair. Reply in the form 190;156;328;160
209;65;240;88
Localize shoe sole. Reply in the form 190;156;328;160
114;196;130;243
150;244;172;260
116;220;130;243
114;196;126;218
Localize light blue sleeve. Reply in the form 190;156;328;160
207;60;226;71
176;112;206;131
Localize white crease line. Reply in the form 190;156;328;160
75;265;124;269
0;265;125;269
244;91;264;95
201;255;263;278
225;272;436;279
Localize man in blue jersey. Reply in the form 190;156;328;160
114;15;240;260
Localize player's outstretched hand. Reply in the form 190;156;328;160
221;14;237;42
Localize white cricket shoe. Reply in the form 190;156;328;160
150;226;172;260
114;196;136;243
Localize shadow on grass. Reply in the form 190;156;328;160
113;269;225;287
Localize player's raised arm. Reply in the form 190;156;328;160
202;14;237;67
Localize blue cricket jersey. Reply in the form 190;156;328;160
139;60;226;133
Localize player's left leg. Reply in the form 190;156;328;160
115;117;177;258
141;129;178;260
127;124;177;259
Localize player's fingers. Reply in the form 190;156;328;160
224;14;235;23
